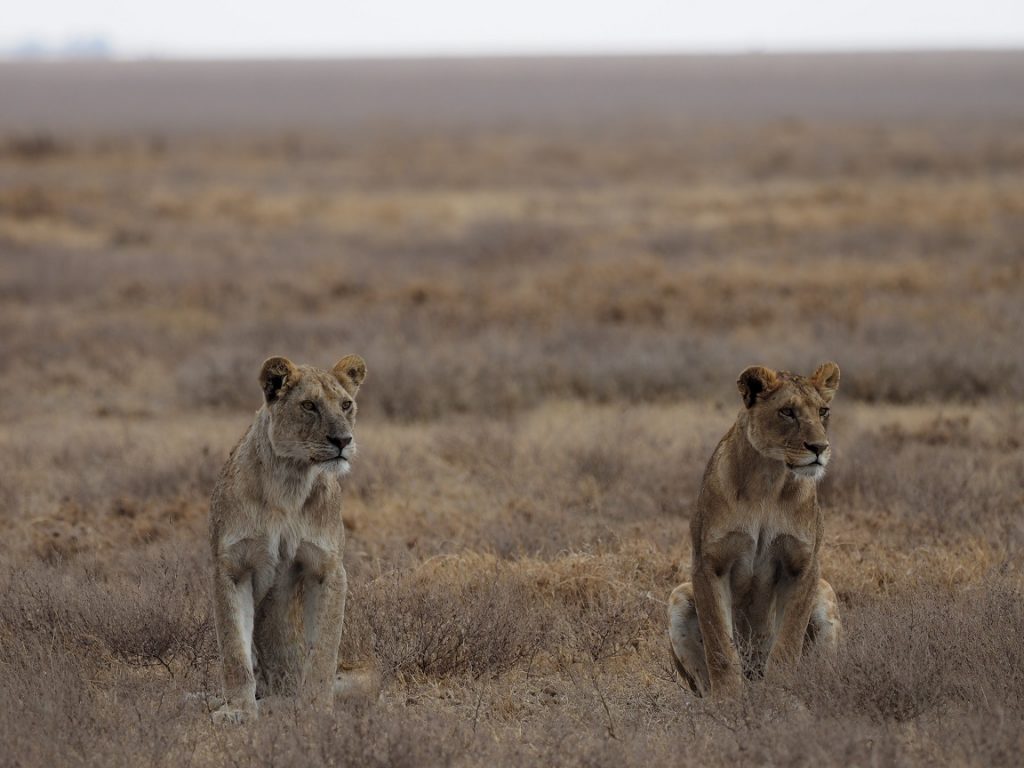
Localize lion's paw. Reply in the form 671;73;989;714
211;703;257;725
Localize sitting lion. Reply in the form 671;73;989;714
668;362;842;697
208;354;366;722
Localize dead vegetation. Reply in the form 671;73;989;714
1;60;1023;765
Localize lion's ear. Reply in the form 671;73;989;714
811;361;840;403
259;356;297;404
333;354;367;397
737;365;779;409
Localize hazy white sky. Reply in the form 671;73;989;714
4;0;1024;57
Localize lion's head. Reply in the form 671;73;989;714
257;354;367;474
736;361;840;481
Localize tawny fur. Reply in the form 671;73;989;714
209;354;366;723
668;362;842;697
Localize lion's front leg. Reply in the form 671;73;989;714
212;567;258;723
692;564;743;696
300;555;347;712
767;566;818;673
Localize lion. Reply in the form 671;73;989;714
668;362;842;697
208;354;366;723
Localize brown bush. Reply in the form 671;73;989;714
356;562;550;680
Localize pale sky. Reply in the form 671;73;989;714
4;0;1024;58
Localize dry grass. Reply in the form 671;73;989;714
2;58;1023;765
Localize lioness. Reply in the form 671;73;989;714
668;362;842;697
209;354;366;723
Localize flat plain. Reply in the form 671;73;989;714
1;52;1023;766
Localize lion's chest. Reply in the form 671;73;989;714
220;507;342;604
263;514;308;565
727;525;809;600
703;505;814;624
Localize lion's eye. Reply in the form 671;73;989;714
820;407;830;419
342;400;353;412
301;401;317;412
779;407;796;419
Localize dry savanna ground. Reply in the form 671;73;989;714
2;54;1024;766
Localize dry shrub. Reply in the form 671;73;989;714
0;185;57;219
358;560;549;680
1;547;1022;768
347;552;664;681
793;578;1024;723
826;423;1024;547
3;133;66;160
547;564;658;664
239;707;473;768
0;555;216;675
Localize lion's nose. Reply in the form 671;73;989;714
327;435;352;451
805;441;828;456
